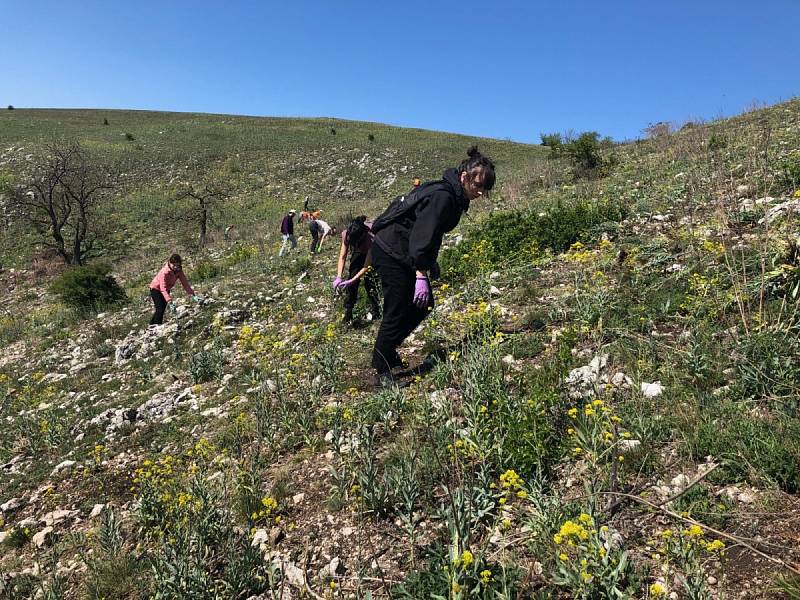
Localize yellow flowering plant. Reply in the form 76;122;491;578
437;544;519;600
566;397;631;508
552;513;638;599
650;524;724;600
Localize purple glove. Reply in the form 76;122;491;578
332;276;343;289
413;277;431;308
339;277;357;289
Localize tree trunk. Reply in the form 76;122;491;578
199;207;208;247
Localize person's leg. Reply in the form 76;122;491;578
371;245;415;373
279;234;289;256
310;232;319;254
150;289;167;325
344;254;366;322
290;235;297;251
364;270;382;317
397;286;434;341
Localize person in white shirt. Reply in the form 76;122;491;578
312;219;336;252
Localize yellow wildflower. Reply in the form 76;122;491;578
460;550;474;568
686;524;704;537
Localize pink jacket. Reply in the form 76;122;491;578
149;263;194;302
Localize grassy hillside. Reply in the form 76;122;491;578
0;109;545;272
1;101;800;599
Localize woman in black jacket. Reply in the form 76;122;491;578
370;147;496;387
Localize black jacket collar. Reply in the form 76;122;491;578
442;168;470;213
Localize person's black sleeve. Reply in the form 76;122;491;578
430;261;441;280
408;192;451;271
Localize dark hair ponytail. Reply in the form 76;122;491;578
345;215;368;249
458;146;496;191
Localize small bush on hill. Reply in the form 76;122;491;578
707;133;727;151
124;132;135;141
441;199;627;280
7;105;14;110
287;256;312;276
224;155;242;174
50;263;127;314
566;131;614;178
189;345;224;383
540;132;564;160
190;260;223;282
540;132;562;148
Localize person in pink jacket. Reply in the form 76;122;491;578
149;254;202;325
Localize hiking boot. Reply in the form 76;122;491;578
373;372;409;390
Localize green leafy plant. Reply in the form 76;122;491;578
50;263;127;314
188;343;224;384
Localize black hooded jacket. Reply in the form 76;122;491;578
373;168;469;271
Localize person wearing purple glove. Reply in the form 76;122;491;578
333;216;381;323
369;147;496;388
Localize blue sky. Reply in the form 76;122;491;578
3;0;798;142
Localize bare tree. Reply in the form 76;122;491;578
13;142;115;265
174;177;229;248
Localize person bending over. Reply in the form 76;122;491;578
149;254;202;325
370;147;496;387
333;216;381;323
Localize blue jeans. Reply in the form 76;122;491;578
279;234;297;256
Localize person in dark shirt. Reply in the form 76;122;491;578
278;209;297;256
333;216;381;323
370;147;496;387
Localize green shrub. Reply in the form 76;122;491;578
224;244;259;267
540;132;564;159
707;133;727;151
190;260;223;282
3;525;32;548
440;200;627;280
565;132;615;179
189;345;224;384
50;263;127;314
670;483;733;529
287;255;312;275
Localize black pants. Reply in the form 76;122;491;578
371;244;433;373
150;288;168;325
344;252;381;316
309;230;320;254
